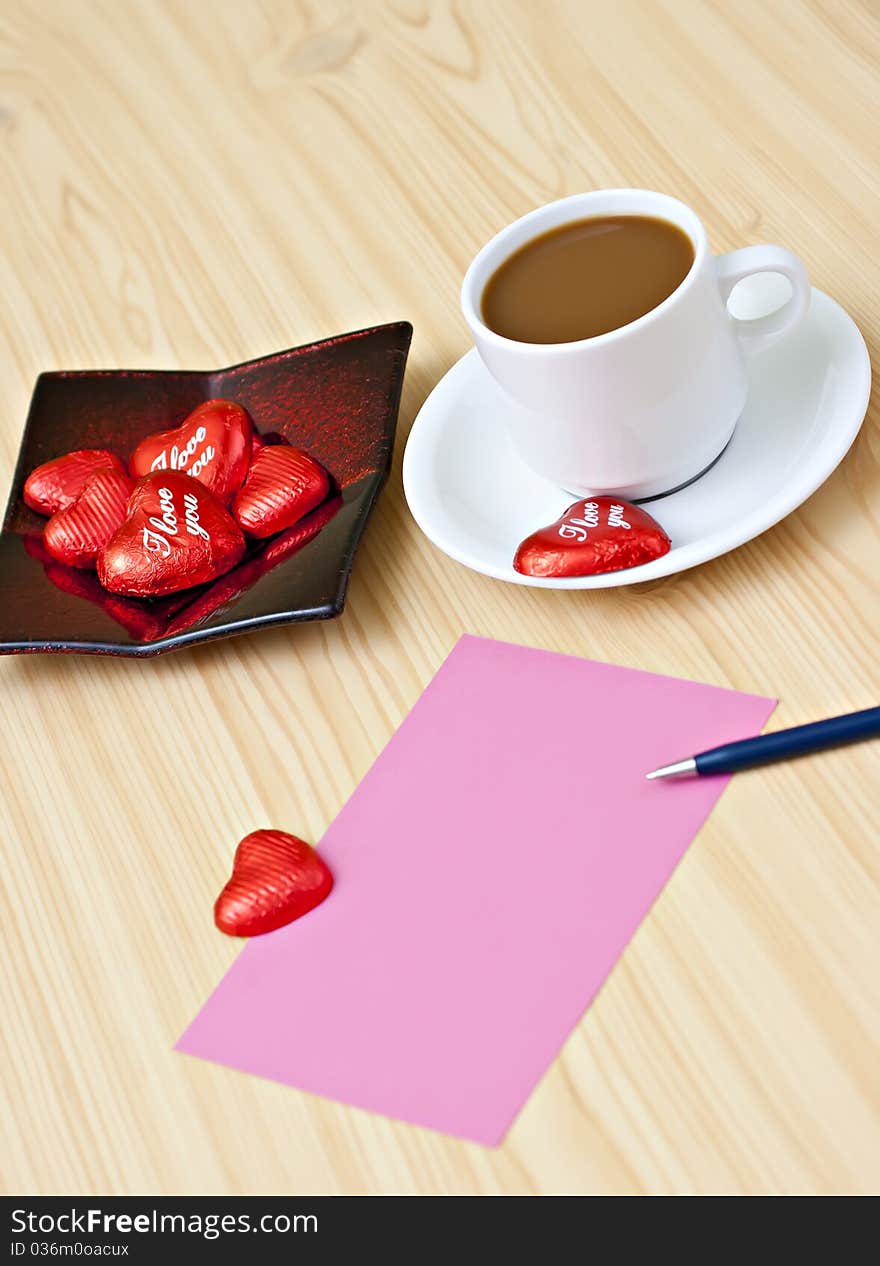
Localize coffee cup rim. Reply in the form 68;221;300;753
460;189;708;353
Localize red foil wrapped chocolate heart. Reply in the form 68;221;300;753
24;449;127;516
231;445;330;539
97;471;245;597
214;829;334;937
514;496;671;578
43;469;135;569
129;399;253;505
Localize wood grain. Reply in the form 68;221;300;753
0;0;877;1194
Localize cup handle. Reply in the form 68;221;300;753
715;245;810;355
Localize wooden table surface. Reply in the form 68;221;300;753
1;0;878;1196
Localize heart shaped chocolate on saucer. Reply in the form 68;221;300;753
515;497;671;578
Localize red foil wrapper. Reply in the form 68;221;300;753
97;471;245;597
129;399;253;506
232;445;330;539
24;449;127;516
514;496;671;578
214;829;334;937
43;469;135;569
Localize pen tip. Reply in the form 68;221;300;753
645;758;697;780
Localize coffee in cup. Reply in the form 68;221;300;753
481;214;695;344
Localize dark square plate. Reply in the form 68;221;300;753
0;322;412;657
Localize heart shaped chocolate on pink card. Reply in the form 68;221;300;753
214;829;334;937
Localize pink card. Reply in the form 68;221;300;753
178;636;775;1144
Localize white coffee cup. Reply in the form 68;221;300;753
461;189;810;500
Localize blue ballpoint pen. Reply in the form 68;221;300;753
646;705;880;779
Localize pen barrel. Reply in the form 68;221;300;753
694;706;880;775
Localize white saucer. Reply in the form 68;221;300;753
403;283;870;588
